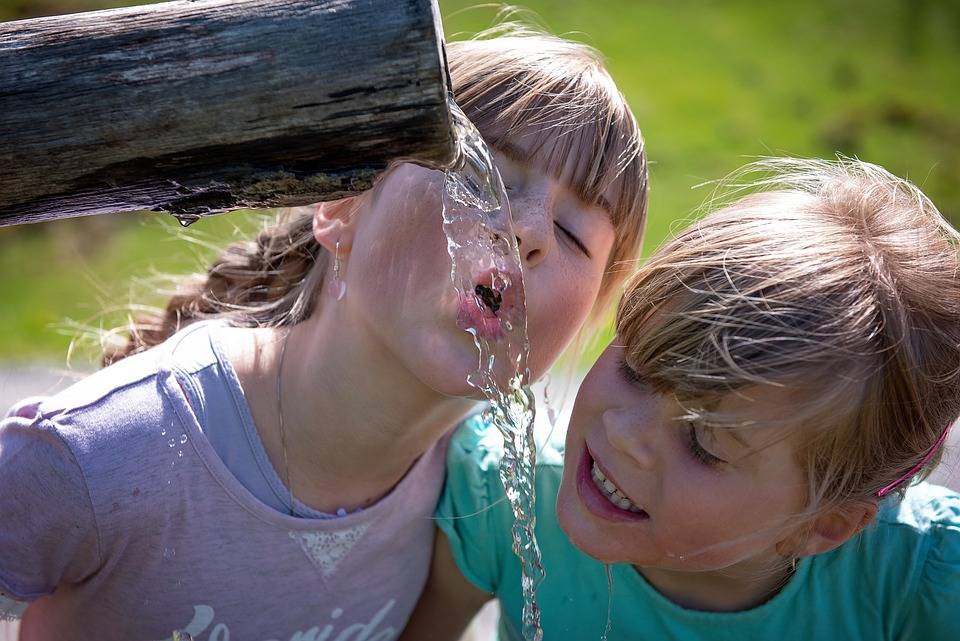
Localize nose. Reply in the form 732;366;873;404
510;182;554;269
603;408;658;471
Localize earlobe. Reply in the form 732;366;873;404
312;198;359;253
797;500;879;557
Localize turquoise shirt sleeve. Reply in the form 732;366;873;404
434;415;514;595
896;489;960;639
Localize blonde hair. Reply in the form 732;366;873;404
102;26;647;365
617;157;960;517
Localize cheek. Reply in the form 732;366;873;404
351;200;452;306
524;264;603;368
653;471;789;563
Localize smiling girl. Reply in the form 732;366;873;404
408;157;960;640
0;30;647;640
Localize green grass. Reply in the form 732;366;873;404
2;0;958;363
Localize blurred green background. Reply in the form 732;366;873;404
1;0;958;365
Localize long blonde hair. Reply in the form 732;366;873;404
102;26;647;366
618;157;960;516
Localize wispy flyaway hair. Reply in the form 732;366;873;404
618;157;960;515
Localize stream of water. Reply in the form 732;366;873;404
441;97;544;641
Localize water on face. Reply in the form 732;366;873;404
442;96;544;641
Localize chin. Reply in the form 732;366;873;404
557;510;628;565
413;354;487;400
557;475;646;565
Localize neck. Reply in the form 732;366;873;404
237;312;476;514
636;554;795;613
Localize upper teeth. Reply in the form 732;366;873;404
592;461;644;513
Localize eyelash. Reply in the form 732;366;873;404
501;175;590;258
618;357;644;386
686;423;724;467
555;222;591;257
618;358;725;467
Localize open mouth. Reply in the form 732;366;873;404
456;268;518;341
591;461;646;513
474;283;502;313
577;447;650;522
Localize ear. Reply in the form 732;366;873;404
312;197;361;254
794;500;879;557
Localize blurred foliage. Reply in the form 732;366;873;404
1;0;958;364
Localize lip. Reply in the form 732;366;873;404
455;267;521;341
577;445;650;523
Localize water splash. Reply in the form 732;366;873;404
442;96;544;641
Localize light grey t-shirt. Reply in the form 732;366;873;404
0;321;450;641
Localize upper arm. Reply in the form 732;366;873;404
0;411;100;602
399;528;492;641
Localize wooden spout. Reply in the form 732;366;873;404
0;0;457;226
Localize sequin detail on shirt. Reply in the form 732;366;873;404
289;523;371;579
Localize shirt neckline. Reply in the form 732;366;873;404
160;320;445;531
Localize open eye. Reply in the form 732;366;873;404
555;221;591;257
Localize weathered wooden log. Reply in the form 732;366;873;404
0;0;456;227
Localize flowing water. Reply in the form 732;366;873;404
442;97;544;641
601;564;614;641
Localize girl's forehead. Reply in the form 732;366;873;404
492;133;618;213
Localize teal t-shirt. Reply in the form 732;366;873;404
436;416;960;640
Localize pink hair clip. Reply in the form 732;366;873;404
876;422;953;497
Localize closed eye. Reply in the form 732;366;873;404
555;222;591;258
686;423;726;467
618;357;644;386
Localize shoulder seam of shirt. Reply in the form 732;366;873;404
41;361;161;420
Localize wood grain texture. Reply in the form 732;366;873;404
0;0;456;226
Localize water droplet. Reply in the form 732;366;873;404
173;213;201;227
161;428;167;436
180;433;188;444
178;450;184;458
168;438;176;447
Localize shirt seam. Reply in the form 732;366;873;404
205;329;298;511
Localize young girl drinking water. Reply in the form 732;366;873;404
0;30;648;640
407;157;960;640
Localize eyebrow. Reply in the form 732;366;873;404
494;142;616;214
